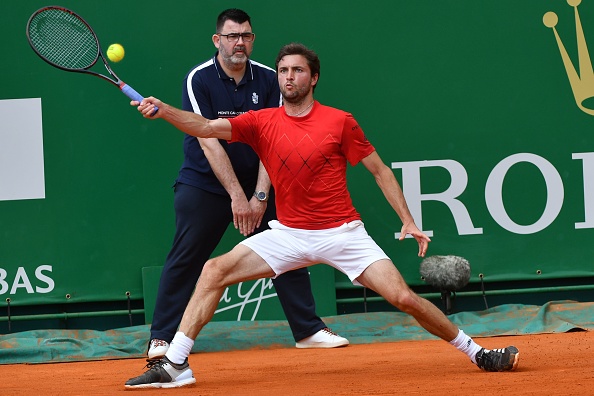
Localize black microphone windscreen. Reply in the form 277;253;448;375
419;255;471;292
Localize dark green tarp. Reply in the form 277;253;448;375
1;301;592;365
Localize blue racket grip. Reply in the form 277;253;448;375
121;83;159;116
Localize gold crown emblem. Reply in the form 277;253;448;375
544;0;594;115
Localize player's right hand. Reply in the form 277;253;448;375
133;96;162;119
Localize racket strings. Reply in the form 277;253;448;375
28;9;98;70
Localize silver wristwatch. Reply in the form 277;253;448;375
253;190;269;202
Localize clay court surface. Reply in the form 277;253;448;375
2;331;592;395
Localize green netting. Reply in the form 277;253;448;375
1;301;592;365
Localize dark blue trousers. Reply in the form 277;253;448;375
150;183;327;343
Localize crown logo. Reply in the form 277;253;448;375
544;0;594;115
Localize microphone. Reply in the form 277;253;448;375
419;255;471;314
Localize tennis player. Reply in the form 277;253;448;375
125;42;519;389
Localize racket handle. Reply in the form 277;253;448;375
120;83;159;115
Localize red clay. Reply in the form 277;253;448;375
2;331;593;395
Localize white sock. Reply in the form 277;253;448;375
449;329;482;364
165;332;194;365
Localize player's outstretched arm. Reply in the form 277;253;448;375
131;97;232;140
361;151;431;257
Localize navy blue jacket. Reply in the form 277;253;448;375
177;53;281;195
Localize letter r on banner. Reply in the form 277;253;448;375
391;159;483;238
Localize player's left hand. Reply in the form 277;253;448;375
398;223;431;257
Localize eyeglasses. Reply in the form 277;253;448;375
218;32;255;43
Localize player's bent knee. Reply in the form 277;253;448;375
200;259;228;288
387;289;421;314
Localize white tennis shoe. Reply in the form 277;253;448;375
295;327;349;349
147;339;169;359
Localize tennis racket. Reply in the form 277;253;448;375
26;6;157;114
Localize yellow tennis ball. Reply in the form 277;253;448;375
107;43;125;62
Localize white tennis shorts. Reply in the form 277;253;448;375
240;220;390;286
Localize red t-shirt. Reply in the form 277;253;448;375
229;101;375;229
